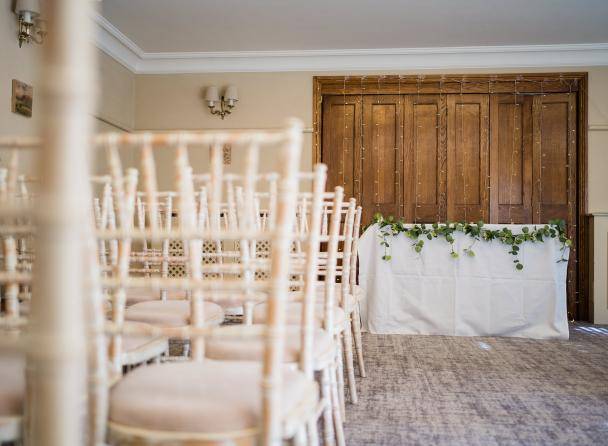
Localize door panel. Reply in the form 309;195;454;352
447;94;490;222
321;95;360;200
403;95;447;222
360;95;403;223
489;94;533;223
532;93;577;318
532;93;576;224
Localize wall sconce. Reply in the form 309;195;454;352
14;0;46;47
205;85;238;119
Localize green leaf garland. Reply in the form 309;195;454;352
367;213;570;271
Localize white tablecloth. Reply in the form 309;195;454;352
358;223;569;339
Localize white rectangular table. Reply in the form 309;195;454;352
358;223;569;339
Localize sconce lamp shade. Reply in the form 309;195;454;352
205;85;239;118
15;0;41;16
205;86;220;104
224;85;238;102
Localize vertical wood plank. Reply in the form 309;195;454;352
403;95;447;222
532;93;576;223
447;94;490;222
360;95;403;223
321;96;359;199
533;92;578;318
489;94;533;223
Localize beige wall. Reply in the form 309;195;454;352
97;51;135;132
135;72;314;186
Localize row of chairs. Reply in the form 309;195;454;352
0;120;366;445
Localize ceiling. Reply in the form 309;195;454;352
99;0;608;54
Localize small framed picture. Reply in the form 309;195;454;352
12;79;33;118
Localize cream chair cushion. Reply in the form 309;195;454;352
252;302;345;328
205;325;334;364
0;355;24;417
125;300;224;328
116;321;169;366
109;360;317;435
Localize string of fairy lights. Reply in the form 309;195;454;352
538;79;545;224
437;76;447;223
414;75;422;223
358;76;365;205
507;78;519;224
341;76;347;188
459;78;468;223
374;76;384;213
329;76;577;226
567;77;578;310
397;75;404;219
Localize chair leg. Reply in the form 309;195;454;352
307;415;319;446
294;425;307;446
335;335;346;419
352;303;366;378
342;319;358;404
321;368;336;446
243;302;253;325
329;363;345;446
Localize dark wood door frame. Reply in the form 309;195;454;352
313;73;589;321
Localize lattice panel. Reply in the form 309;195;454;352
168;263;186;278
255;239;271;280
169;240;184;255
168;240;186;278
202;240;219;279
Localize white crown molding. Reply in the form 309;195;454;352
92;13;608;74
93;12;142;72
137;44;608;74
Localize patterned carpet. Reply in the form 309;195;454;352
344;324;608;446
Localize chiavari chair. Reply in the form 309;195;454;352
126;191;189;306
205;168;347;446
90;173;170;371
349;206;366;379
94;174;188;307
317;199;361;409
192;173;279;323
191;176;245;319
94;121;318;445
100;140;225;339
260;197;361;409
249;185;350;446
0;148;35;443
0;235;27;443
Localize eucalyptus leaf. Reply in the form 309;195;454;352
373;214;570;271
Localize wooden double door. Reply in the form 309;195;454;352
317;73;588;320
322;92;576;229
